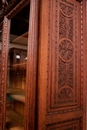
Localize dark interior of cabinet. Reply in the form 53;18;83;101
6;3;30;130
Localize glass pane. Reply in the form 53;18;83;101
6;3;30;130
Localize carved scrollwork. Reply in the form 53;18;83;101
58;88;73;99
59;39;73;62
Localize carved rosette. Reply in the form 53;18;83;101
59;39;73;62
58;88;73;99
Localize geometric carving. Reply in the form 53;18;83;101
59;12;73;41
67;63;73;88
58;88;73;99
59;39;73;62
58;0;74;107
58;59;66;88
58;59;73;88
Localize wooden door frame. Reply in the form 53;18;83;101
1;0;39;130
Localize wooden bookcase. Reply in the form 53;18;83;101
0;0;87;130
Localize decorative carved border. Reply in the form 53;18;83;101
6;0;30;19
80;1;83;109
0;0;19;22
0;0;30;22
1;16;10;130
46;117;83;130
0;51;2;130
5;0;19;14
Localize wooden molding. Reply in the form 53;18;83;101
24;0;39;129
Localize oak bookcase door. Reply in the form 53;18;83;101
37;0;86;130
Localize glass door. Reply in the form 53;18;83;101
6;3;30;130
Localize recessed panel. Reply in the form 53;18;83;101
47;0;83;113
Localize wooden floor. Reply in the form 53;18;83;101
6;109;24;130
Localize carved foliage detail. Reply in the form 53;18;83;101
58;59;73;89
60;2;74;16
59;12;73;41
58;59;66;88
67;63;73;88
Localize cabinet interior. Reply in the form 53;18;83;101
6;3;30;130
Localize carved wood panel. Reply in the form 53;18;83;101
47;0;83;114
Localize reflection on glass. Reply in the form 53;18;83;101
6;3;30;130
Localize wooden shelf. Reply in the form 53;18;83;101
7;88;25;103
6;108;24;129
10;94;25;103
11;62;27;70
7;88;25;94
